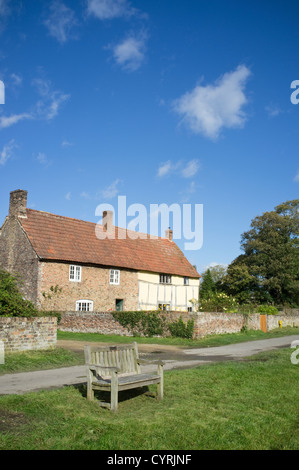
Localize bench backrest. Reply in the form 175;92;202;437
84;342;140;377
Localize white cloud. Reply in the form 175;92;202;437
80;191;91;199
44;1;77;43
61;139;74;147
32;78;70;120
0;139;17;165
265;103;282;118
87;0;136;20
294;170;299;183
101;179;121;199
0;112;32;129
0;77;69;130
10;73;23;87
36;152;53;168
157;159;200;179
65;191;71;200
173;65;251;140
179;180;197;203
112;34;146;71
181;159;200;178
157;160;173;177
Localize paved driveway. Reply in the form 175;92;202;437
0;336;298;395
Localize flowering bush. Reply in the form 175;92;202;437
197;292;239;313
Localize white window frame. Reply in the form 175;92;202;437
110;269;120;285
159;274;172;284
76;300;93;312
184;277;189;286
69;265;81;282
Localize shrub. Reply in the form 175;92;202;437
168;316;194;339
198;292;239;313
0;269;38;317
258;305;279;315
112;310;167;337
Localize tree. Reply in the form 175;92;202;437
0;269;38;317
207;264;228;290
222;200;299;306
200;269;216;299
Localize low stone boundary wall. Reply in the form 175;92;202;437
59;312;131;336
59;310;299;339
267;312;299;331
0;317;57;352
193;312;260;338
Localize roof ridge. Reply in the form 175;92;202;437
26;208;97;226
25;208;167;241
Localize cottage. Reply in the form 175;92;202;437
0;190;200;312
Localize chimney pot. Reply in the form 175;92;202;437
9;190;28;218
165;228;173;241
102;210;114;233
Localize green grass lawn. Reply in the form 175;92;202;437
58;326;299;348
0;348;298;450
0;326;298;375
0;347;84;375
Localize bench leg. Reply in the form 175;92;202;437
110;372;119;412
86;369;94;401
157;365;164;400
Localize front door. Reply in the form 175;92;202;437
115;299;123;311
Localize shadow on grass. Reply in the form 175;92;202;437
74;383;155;408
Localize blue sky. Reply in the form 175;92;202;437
0;0;298;274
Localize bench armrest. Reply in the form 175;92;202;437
137;358;165;366
86;364;120;373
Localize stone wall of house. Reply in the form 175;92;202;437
0;317;57;352
38;261;139;312
0;217;39;305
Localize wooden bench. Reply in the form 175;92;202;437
84;342;164;412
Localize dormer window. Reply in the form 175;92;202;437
69;265;81;282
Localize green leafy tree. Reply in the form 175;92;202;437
200;269;216;299
0;269;38;317
222;200;299;305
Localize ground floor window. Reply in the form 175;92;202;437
158;303;170;311
76;300;93;312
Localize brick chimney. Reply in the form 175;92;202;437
9;190;28;218
102;210;113;233
165;228;173;241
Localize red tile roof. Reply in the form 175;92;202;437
19;209;200;278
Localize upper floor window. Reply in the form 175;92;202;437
110;269;120;285
184;277;189;285
69;265;81;282
76;300;93;312
159;274;172;284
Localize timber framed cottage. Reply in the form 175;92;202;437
0;190;200;313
